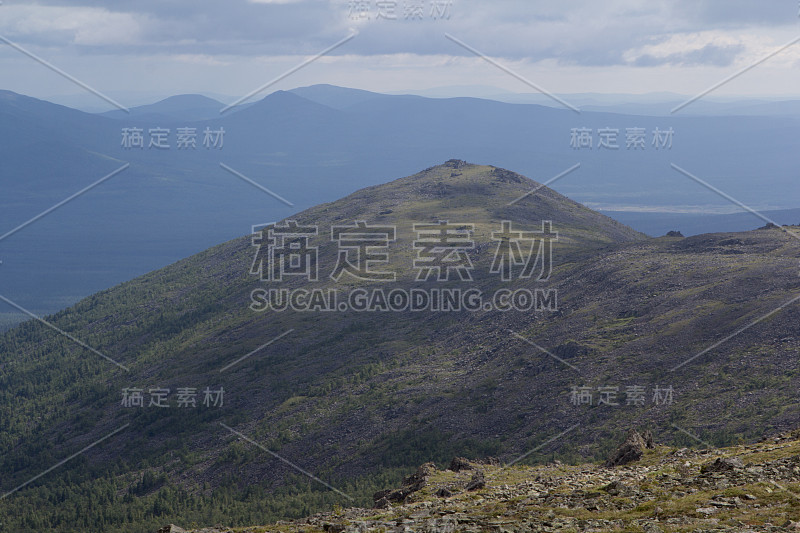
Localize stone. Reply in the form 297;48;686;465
435;487;453;498
449;457;473;472
465;470;486;491
373;497;391;509
402;462;435;489
701;457;744;473
602;480;629;496
606;430;655;467
373;489;392;502
158;526;186;533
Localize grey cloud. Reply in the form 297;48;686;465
632;43;745;67
2;0;350;55
667;0;797;27
0;0;792;66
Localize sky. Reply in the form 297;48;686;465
0;0;799;109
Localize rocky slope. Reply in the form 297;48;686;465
2;161;799;531
163;428;800;532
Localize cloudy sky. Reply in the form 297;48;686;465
0;0;798;109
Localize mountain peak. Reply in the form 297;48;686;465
253;89;337;109
289;84;387;109
99;93;224;121
284;161;645;252
149;93;222;110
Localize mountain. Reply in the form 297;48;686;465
222;89;346;131
579;98;800;117
99;94;226;122
289;84;391;110
2;84;800;328
166;428;800;532
489;90;800;116
1;161;799;532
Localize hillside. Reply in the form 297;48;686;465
163;428;800;532
1;161;799;532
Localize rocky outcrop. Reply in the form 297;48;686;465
373;462;436;507
464;470;486;491
606;429;656;467
448;456;473;472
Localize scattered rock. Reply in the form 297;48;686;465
701;457;744;473
373;462;436;507
167;427;800;533
402;462;435;491
158;526;186;533
373;496;391;509
553;340;591;360
435;487;453;498
444;159;467;169
490;167;525;183
602;480;629;496
372;489;391;502
696;507;717;516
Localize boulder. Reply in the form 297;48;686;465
605;430;655;467
372;489;392;502
449;457;473;472
465;470;486;491
701;457;744;473
601;480;630;496
158;526;186;533
373;462;436;507
402;462;435;491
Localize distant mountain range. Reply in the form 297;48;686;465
0;84;797;325
2;161;798;532
100;94;228;122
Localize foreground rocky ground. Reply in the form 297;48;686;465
159;429;800;532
